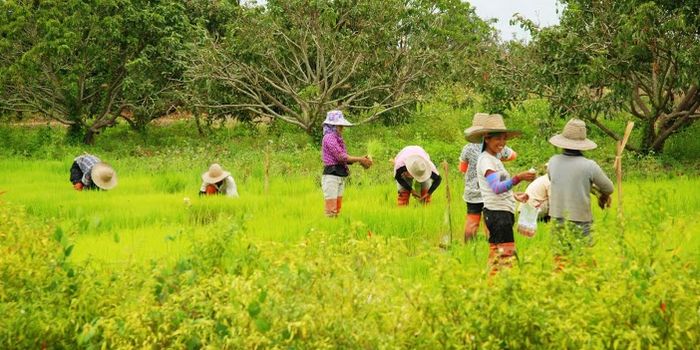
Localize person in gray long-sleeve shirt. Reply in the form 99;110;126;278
547;119;614;241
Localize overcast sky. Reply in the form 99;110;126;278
468;0;563;41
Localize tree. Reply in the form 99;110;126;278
498;0;700;153
0;0;194;143
186;0;492;134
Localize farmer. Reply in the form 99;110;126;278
468;114;535;274
460;113;517;241
199;163;239;197
393;145;442;206
521;173;551;222
547;119;613;253
70;154;118;191
321;110;373;217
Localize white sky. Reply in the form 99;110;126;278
467;0;563;41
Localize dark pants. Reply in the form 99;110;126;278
483;208;514;244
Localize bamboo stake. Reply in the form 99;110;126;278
264;142;271;195
441;161;453;248
614;122;635;219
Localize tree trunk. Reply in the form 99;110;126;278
83;128;98;145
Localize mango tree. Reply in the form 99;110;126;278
499;0;700;153
0;0;193;143
186;0;492;134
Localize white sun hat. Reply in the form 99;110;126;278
404;155;432;182
90;163;118;190
202;163;231;183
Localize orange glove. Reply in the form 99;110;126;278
73;182;84;191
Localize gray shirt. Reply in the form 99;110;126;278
548;154;614;222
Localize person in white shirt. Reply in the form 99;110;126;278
199;163;239;197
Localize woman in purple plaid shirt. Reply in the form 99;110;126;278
321;110;373;217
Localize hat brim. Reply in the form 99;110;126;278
463;126;484;139
323;120;353;127
202;171;231;184
466;129;522;143
91;163;117;190
548;134;597;150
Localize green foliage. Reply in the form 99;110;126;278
497;0;700;154
186;0;494;132
0;0;196;143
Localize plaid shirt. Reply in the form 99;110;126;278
321;132;348;167
74;154;101;186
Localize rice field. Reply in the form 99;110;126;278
1;151;699;348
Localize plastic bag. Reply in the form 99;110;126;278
517;203;538;237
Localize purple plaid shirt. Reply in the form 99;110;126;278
322;132;348;167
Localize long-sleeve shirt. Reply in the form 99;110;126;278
71;154;101;187
321;131;349;173
548;153;614;222
200;175;239;197
394;165;442;194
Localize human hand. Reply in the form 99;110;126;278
516;171;537;182
73;182;84;191
361;156;373;169
514;192;529;203
597;193;611;209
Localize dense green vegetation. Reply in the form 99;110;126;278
1;99;699;348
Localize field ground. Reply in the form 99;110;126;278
1;119;699;348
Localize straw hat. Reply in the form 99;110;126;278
549;119;597;150
405;155;431;182
90;163;117;190
322;110;353;126
465;114;522;143
202;163;230;183
463;113;490;139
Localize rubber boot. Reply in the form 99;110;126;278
464;213;481;242
324;198;338;217
488;242;517;275
397;190;410;206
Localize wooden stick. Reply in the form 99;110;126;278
615;122;635;219
441;161;453;248
264;143;270;195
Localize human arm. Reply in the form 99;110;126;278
484;170;536;194
395;166;420;197
346;155;373;168
590;162;614;195
224;176;239;198
427;172;442;195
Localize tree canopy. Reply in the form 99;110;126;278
186;0;494;134
497;0;700;153
0;0;193;143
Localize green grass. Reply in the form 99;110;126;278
1;100;700;347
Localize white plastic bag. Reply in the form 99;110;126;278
517;203;538;237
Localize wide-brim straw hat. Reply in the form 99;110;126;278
91;163;117;190
202;163;230;183
465;114;522;143
405;155;431;183
322;110;353;126
463;113;490;139
549;118;597;150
